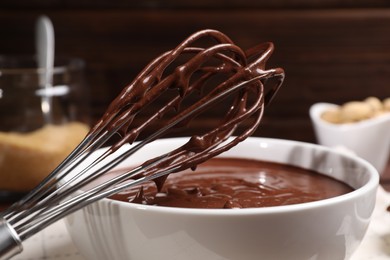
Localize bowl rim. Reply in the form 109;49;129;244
309;102;390;131
95;137;379;216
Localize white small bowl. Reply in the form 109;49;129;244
65;137;379;260
310;102;390;174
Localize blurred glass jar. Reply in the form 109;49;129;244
0;56;90;197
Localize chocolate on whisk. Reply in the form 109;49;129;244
90;29;284;181
0;29;284;259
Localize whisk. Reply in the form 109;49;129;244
0;29;284;259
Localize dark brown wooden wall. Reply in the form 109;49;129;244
1;2;390;142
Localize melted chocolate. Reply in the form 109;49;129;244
83;29;284;190
109;158;353;209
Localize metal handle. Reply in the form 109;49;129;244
0;219;22;260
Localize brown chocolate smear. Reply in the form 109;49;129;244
109;157;353;209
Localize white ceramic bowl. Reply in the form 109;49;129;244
310;102;390;174
64;137;379;260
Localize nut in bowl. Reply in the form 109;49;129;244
64;137;379;260
310;101;390;174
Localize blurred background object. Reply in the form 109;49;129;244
0;15;90;197
0;1;389;188
0;54;90;196
0;56;88;131
310;102;390;174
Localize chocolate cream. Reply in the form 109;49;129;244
109;157;353;209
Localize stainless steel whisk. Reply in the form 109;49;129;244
0;29;284;259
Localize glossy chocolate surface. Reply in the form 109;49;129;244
109;157;353;209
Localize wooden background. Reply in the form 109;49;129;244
0;1;389;143
0;2;389;194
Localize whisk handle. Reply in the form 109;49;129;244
0;219;22;260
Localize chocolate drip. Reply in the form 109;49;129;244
84;29;284;191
